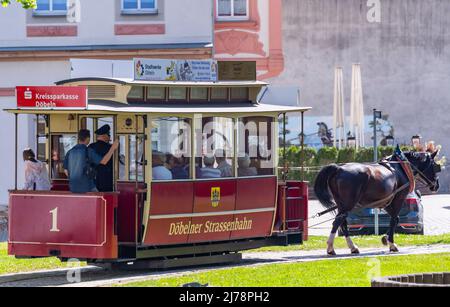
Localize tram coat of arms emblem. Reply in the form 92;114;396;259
211;187;221;208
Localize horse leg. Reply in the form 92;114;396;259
327;212;347;256
382;197;405;253
341;220;360;254
385;216;400;253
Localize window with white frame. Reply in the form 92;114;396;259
34;0;67;15
122;0;158;14
216;0;249;20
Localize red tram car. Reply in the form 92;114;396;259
5;75;311;269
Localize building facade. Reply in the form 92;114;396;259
214;0;284;80
214;0;450;192
0;0;214;206
1;0;450;209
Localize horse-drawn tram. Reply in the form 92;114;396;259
5;63;311;269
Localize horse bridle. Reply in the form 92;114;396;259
408;159;440;190
388;154;439;190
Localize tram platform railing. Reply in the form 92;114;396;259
276;181;309;242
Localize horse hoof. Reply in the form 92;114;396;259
351;248;360;255
390;246;399;253
381;235;389;246
327;250;337;256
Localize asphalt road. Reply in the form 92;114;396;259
309;194;450;236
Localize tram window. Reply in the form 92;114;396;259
36;115;47;162
51;134;77;179
118;135;127;181
211;87;228;101
198;117;235;178
37;115;46;135
37;137;47;162
129;135;145;182
127;86;145;102
190;87;208;101
147;87;166;101
151;117;192;181
237;117;275;177
79;117;95;141
230;87;249;101
168;87;187;101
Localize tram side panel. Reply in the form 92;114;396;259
144;177;278;246
8;192;118;260
231;177;277;239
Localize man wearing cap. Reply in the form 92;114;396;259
89;125;114;192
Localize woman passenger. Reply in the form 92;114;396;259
23;149;51;191
168;154;189;180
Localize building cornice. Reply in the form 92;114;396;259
0;43;213;62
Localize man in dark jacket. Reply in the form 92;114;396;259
64;129;118;194
89;125;115;192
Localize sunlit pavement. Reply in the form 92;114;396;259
309;195;450;236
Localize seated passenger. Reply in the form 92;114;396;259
23;149;51;191
200;155;221;179
152;151;173;181
215;149;233;178
238;154;258;177
168;154;189;180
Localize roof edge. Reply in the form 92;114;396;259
55;77;129;86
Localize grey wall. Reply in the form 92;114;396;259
272;0;450;191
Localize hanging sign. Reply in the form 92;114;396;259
16;86;88;109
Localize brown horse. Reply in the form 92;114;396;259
314;150;440;256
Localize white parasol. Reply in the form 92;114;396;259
350;64;366;148
333;67;346;148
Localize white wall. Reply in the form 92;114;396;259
0;0;213;48
70;59;134;78
0;61;71;206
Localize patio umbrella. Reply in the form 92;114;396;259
333;67;346;148
350;64;366;148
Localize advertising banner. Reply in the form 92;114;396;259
134;59;218;82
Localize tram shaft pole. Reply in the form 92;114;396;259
14;113;18;191
301;111;305;182
373;109;379;236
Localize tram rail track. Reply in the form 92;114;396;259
1;244;450;287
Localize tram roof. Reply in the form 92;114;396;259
55;77;269;87
5;99;311;115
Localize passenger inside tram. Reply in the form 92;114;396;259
215;149;233;178
199;155;222;179
238;154;258;177
152;151;173;181
167;154;189;180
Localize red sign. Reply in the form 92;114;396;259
16;86;88;109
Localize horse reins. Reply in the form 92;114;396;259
408;162;438;190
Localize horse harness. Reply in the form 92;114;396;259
314;157;416;218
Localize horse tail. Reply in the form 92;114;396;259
314;164;340;209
